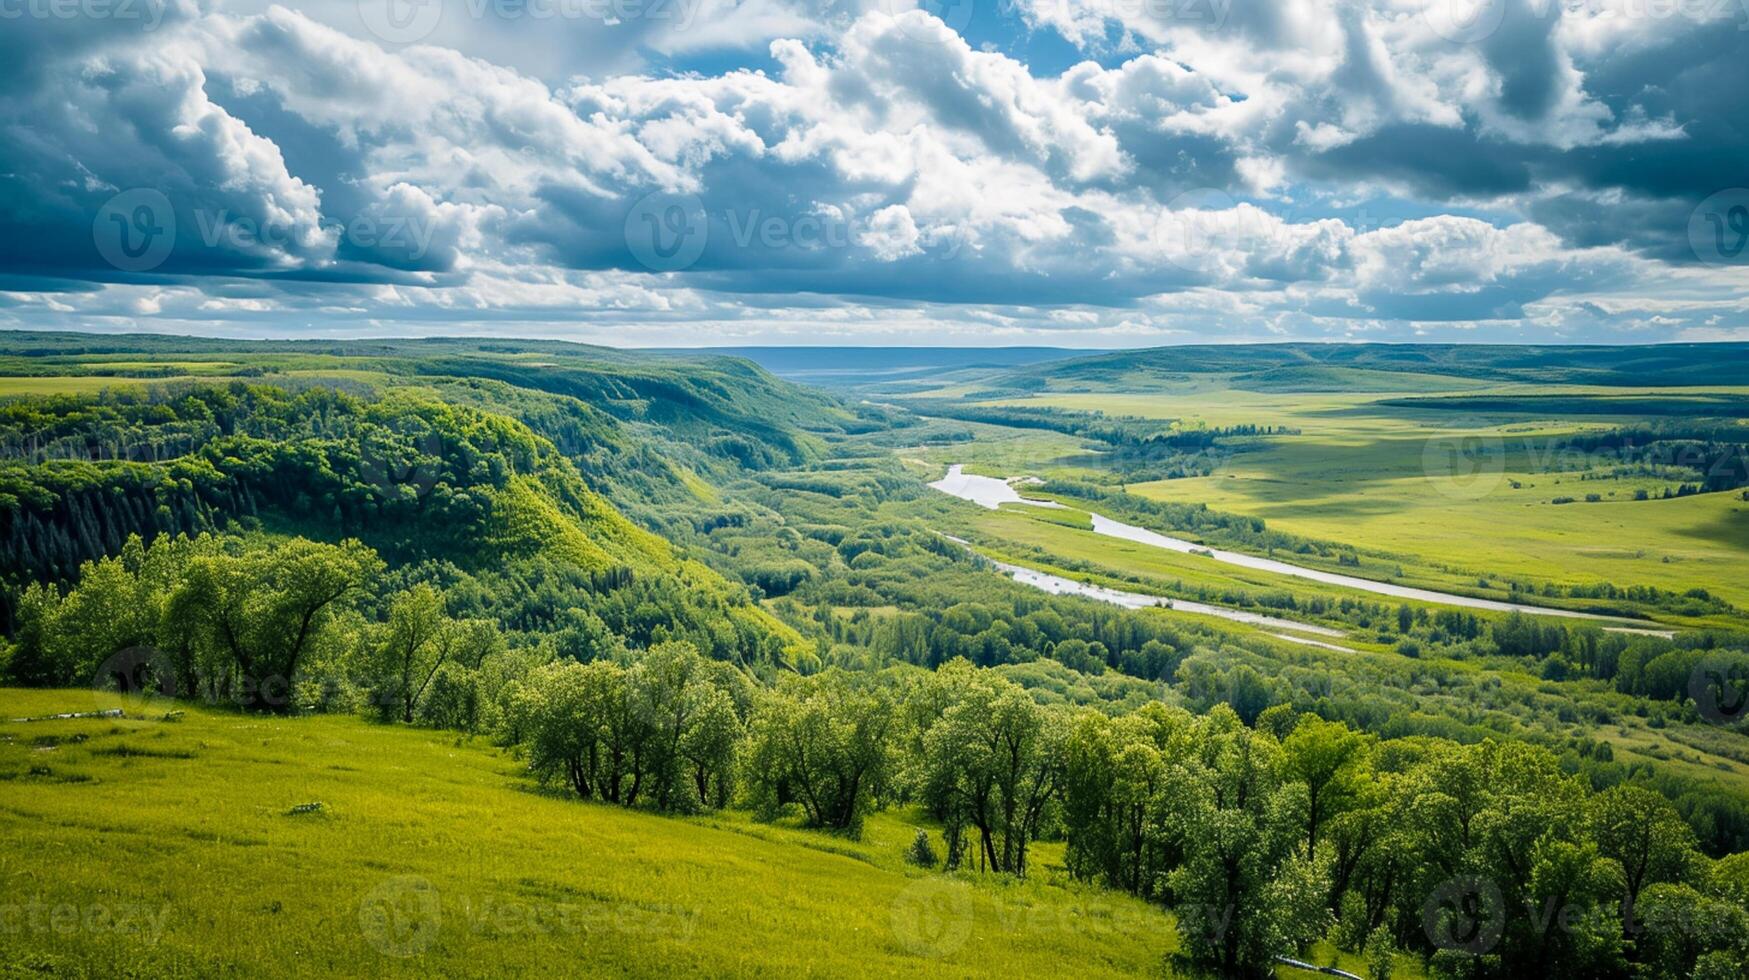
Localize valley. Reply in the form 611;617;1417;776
2;336;1748;979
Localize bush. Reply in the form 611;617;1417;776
1363;925;1396;980
907;829;938;868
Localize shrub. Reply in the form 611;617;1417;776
907;829;938;868
1363;925;1396;980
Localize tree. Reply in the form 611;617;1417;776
741;671;897;835
173;538;382;712
1589;784;1698;924
1170;706;1329;976
1634;883;1749;979
1060;706;1187;897
417;660;484;732
367;585;447;722
6;582;70;686
630;642;709;812
1364;924;1396;980
907;829;938;868
682;687;742;809
1281;715;1368;860
517;659;642;803
920;671;1065;876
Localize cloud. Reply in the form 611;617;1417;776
0;1;1744;345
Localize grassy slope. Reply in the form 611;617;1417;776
0;689;1173;979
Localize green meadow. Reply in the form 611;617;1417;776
963;382;1749;612
0;689;1174;979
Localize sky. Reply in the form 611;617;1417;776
1;0;1747;348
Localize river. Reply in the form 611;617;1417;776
930;465;1672;635
938;534;1358;650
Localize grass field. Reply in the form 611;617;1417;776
0;376;190;397
0;689;1177;979
958;384;1749;612
900;421;1101;482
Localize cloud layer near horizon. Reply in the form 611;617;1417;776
1;0;1746;345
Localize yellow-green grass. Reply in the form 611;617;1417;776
671;464;720;503
0;376;204;398
983;386;1566;434
276;368;400;384
1280;940;1425;980
1113;413;1749;612
899;422;1104;483
44;360;241;375
0;689;1174;979
981;382;1749;437
966;388;1749;615
1594;715;1749;791
1136;465;1749;610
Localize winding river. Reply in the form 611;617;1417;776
930;465;1670;635
939;535;1358;651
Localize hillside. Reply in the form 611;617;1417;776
0;688;1173;978
0;376;809;668
0;333;854;519
985;343;1749;392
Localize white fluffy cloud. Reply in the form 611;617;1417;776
0;0;1744;344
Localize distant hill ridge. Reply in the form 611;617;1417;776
989;341;1749;390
